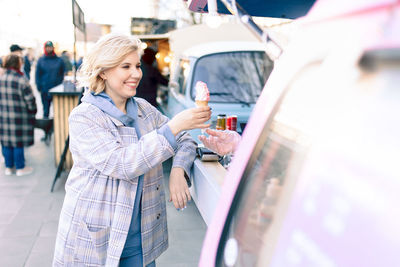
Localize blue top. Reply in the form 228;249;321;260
35;54;65;92
81;91;177;258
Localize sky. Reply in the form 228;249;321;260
0;0;184;54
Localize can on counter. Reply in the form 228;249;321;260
216;114;226;130
226;115;237;131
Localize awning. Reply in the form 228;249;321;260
188;0;316;19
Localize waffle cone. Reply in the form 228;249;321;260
196;100;208;107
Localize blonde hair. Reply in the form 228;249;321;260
79;33;142;94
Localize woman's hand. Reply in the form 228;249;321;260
198;129;241;156
167;106;211;136
169;167;191;210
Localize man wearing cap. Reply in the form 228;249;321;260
10;44;24;56
9;44;33;80
35;41;65;118
0;44;21;67
1;44;25;77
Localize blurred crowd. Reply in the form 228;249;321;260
0;41;75;176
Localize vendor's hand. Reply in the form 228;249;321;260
198;129;241;156
167;106;211;136
169;167;191;210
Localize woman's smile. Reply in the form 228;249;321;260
102;51;143;107
124;80;139;89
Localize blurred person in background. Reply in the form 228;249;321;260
23;48;34;80
0;56;4;76
35;41;65;118
9;44;23;57
0;54;37;176
53;33;211;267
135;47;169;108
73;56;83;71
61;50;73;75
10;44;27;77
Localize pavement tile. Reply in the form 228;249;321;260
25;236;56;267
157;263;198;267
168;229;206;248
2;213;43;238
17;193;53;214
157;238;202;264
0;212;18;226
0;236;36;266
0;183;33;196
44;206;62;222
30;235;57;253
39;220;59;237
0;196;24;216
0;224;7;237
166;201;207;231
0;174;37;186
25;251;54;267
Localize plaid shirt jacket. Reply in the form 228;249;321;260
0;69;37;147
53;98;197;266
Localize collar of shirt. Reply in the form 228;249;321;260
81;90;138;128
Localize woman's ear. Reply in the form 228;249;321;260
100;72;106;80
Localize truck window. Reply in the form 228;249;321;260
215;62;323;267
191;51;273;104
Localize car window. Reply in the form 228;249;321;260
191;51;273;104
215;62;322;267
177;58;190;95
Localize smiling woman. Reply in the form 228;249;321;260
53;33;211;267
100;51;143;112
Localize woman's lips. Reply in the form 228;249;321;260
125;81;139;88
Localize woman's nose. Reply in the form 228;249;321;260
130;68;141;78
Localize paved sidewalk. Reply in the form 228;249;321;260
0;129;206;266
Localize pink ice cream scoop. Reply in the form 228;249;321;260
195;81;210;106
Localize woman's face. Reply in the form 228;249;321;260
102;51;142;102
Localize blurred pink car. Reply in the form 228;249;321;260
199;0;400;266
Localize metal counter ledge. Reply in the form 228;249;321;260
189;158;226;226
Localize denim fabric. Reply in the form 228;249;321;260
119;253;155;267
1;146;25;169
41;92;52;118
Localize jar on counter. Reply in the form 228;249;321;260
216;114;226;130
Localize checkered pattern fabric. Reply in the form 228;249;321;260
0;69;37;147
53;98;197;266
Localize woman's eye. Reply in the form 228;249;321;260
122;65;130;69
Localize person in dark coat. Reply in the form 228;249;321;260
23;48;34;80
35;41;65;118
135;47;168;108
0;54;37;176
23;54;32;80
61;50;73;75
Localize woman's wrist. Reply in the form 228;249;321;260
167;121;180;136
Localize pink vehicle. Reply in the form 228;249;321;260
192;0;400;266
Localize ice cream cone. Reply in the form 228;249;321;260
196;100;209;107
